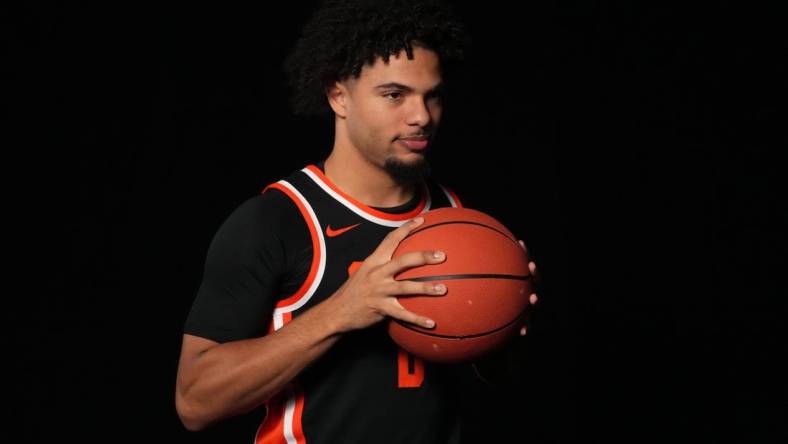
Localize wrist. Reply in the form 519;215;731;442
314;297;350;337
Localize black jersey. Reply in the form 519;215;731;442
184;160;468;443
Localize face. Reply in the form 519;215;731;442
328;44;444;185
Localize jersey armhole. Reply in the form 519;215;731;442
260;180;323;319
438;183;465;208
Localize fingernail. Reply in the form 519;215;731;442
434;283;446;292
433;251;445;259
413;217;424;224
425;319;435;328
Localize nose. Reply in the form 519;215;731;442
405;97;433;128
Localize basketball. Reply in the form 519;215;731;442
388;207;533;364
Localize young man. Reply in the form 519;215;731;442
175;1;538;442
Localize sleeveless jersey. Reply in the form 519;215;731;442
254;162;465;444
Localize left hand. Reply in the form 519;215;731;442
517;239;539;337
468;239;538;386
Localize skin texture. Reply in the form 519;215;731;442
175;43;539;431
323;44;443;208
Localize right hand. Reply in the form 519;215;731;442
328;216;448;333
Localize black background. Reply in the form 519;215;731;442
10;1;785;443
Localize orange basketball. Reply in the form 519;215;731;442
388;207;533;363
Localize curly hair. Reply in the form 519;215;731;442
282;0;472;119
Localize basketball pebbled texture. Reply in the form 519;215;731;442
388;207;533;363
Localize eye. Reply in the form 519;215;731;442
384;92;402;101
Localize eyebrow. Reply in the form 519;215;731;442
374;82;444;94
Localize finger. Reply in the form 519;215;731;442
379;249;446;278
372;217;425;264
520;305;532;337
530;293;538;305
529;261;541;285
392;279;447;297
388;299;435;328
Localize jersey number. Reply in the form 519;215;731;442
348;261;425;388
397;348;424;388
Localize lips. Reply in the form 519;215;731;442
400;137;429;150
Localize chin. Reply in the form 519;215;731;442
383;155;432;185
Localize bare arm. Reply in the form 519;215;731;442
175;216;447;431
175;297;344;431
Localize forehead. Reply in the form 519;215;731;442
353;46;442;88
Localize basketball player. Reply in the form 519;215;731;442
175;1;539;442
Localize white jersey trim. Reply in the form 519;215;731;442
271;179;327;318
301;167;432;227
438;184;460;208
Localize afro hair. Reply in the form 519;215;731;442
282;0;472;119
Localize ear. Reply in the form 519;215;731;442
326;80;351;118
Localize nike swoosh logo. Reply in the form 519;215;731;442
326;223;362;237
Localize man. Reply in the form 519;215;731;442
175;1;538;442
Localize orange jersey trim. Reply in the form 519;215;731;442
256;312;308;443
304;164;428;221
262;183;322;309
442;185;464;208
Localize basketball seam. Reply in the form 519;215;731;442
403;274;531;281
394;218;528;343
403;220;517;244
392;309;527;339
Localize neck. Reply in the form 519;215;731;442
323;146;415;209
